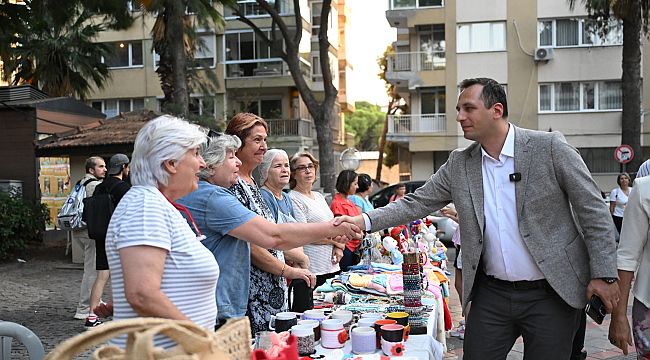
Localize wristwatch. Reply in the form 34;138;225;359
600;277;618;284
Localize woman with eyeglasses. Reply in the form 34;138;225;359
330;170;362;272
289;152;344;287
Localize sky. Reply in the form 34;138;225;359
345;0;396;106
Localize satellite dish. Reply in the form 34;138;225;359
340;148;361;171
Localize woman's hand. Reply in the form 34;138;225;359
608;313;633;354
441;206;459;223
332;246;344;264
285;266;317;288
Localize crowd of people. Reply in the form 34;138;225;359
68;76;650;359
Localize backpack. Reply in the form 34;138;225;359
83;181;121;240
57;178;97;230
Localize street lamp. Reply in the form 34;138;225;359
340;147;361;171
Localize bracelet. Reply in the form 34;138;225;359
280;263;286;277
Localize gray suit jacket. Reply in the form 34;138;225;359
367;125;618;310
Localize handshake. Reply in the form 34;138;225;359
329;215;366;244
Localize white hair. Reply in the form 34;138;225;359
198;134;242;181
259;149;289;186
130;115;206;187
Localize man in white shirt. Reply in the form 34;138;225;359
339;78;620;359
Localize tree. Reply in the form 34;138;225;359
569;0;649;172
375;46;407;183
345;101;384;151
229;0;339;192
3;0;123;100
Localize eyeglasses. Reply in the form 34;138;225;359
294;164;316;173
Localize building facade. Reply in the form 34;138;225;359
384;0;650;191
87;0;352;160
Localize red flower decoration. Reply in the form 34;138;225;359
337;330;348;344
391;343;404;356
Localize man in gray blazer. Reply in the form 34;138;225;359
339;78;620;359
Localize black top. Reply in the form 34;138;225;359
94;176;131;206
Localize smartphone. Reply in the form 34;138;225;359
585;295;606;324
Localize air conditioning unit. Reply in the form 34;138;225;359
534;47;554;61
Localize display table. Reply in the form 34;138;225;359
313;304;444;360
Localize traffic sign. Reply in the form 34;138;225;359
614;145;634;164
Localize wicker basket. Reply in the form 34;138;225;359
44;317;251;360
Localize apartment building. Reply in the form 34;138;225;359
384;0;650;191
87;0;351;158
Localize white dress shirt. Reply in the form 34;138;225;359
481;124;545;281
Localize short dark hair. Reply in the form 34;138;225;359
335;170;358;195
85;156;103;173
459;77;508;118
357;173;372;193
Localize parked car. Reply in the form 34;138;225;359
368;180;456;244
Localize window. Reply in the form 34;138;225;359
225;30;285;61
538;18;623;47
224;0;292;18
538;81;622;112
236;99;282;119
311;2;321;36
103;41;143;68
420;87;446;114
91;98;145;118
578;147;620;173
390;0;442;9
194;33;216;68
189;96;215;116
418;24;446;69
457;22;506;53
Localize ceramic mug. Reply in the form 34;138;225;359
320;319;348;349
351;317;377;330
351;326;376;355
331;310;354;331
298;319;321;342
269;312;297;333
361;312;384;320
254;331;273;351
386;311;410;340
302;309;327;323
374;319;397;349
291;325;315;356
381;324;406;356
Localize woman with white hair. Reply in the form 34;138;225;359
105;115;218;349
177;135;359;329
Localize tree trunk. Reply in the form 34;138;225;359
621;0;642;173
315;103;337;193
165;0;189;116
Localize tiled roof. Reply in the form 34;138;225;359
38;109;164;149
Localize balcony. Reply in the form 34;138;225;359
388;113;446;139
385;51;445;89
267;118;312;137
388;0;443;10
386;0;443;27
224;58;311;79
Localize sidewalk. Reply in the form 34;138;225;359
443;247;637;360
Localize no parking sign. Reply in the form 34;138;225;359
614;145;634;164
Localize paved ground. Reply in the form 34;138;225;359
0;244;639;359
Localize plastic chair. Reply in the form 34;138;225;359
0;321;45;360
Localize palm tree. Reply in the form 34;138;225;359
6;1;113;100
569;0;650;172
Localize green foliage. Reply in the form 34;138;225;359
0;191;50;260
383;141;398;168
345;101;385;151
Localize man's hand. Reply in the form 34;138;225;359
586;279;620;314
608;312;633;354
331;216;364;242
333;215;365;232
93;301;114;318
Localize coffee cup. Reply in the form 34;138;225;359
381;324;405;356
269;312;297;333
291;325;315;356
386;311;410;340
361;312;384;320
352;317;377;330
298;319;321;342
320;319;348;349
351;326;376;354
302;309;327;323
254;331;273;351
374;319;397;349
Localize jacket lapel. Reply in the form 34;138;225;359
466;143;485;234
514;126;532;218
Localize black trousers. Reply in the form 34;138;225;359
463;274;581;360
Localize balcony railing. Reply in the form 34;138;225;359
224;0;294;18
389;0;443;10
387;51;446;72
388;114;447;134
225;58;311;79
267;118;313;137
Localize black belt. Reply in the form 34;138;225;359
482;274;549;290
